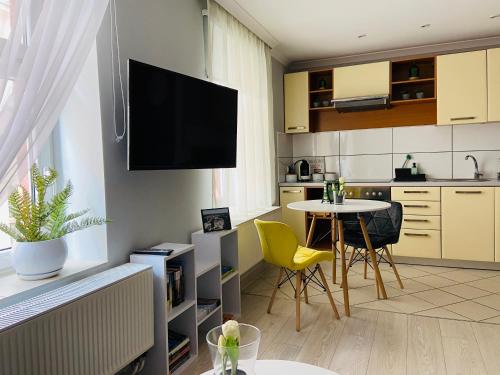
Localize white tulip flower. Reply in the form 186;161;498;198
222;320;240;340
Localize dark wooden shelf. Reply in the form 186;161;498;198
392;78;435;85
310;106;334;111
309;88;333;94
391;97;436;105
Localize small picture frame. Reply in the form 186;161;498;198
201;207;232;233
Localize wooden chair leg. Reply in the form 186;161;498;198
303;272;309;304
340;248;357;288
383;246;404;289
295;270;302;331
267;268;284;313
363;249;368;279
332;217;338;284
318;265;340;320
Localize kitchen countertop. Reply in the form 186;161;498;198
280;179;500;187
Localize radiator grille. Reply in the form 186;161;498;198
0;263;154;375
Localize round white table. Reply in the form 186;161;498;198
288;199;391;316
200;360;340;375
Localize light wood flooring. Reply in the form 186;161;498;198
185;261;500;375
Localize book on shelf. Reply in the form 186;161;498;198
168;330;191;374
196;298;220;322
166;261;185;311
221;265;235;279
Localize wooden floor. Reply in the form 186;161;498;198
185;288;500;375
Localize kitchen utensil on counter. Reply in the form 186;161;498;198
312;173;324;182
285;174;298;182
294;159;311;181
324;172;338;181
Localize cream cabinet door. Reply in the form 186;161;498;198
284;72;309;133
488;48;500;122
437;50;487;125
496;188;500;262
280;187;306;245
333;61;390;99
393;229;441;259
442;187;494;261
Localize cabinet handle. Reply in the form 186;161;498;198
403;204;429;208
450;116;476;121
287;126;306;130
455;191;483;194
404;218;429;222
404;232;429;237
403;190;428;194
282;190;302;193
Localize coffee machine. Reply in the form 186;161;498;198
294;159;310;181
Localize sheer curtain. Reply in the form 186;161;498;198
207;0;275;217
0;0;109;201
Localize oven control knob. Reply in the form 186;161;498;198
378;192;383;196
372;192;376;196
365;192;370;196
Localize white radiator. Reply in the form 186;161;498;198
0;263;154;375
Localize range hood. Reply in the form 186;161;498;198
331;95;390;113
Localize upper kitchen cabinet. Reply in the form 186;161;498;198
333;61;390;99
284;71;309;133
488;48;500;122
437;50;487;125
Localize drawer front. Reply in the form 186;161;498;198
393;229;441;259
402;215;440;230
397;200;441;216
392;187;440;201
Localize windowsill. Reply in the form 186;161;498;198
232;206;281;226
0;258;108;309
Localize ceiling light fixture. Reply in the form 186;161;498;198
490;14;500;19
420;23;431;28
357;34;367;39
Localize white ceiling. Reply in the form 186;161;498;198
218;0;500;63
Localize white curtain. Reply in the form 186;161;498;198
0;0;109;200
207;0;275;217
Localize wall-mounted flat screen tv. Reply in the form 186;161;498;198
127;59;238;170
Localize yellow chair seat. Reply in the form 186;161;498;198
291;246;333;270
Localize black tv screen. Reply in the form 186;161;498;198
127;59;238;170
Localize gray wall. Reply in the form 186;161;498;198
96;0;212;266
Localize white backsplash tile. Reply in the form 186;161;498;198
393;152;452;179
453;151;500;179
340;128;392;155
453;122;500;151
340;154;393;181
393;125;452;153
315;131;339;156
292;133;315;157
276;132;293;157
325;156;340;174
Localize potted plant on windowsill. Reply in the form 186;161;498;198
0;165;108;280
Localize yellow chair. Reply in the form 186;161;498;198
254;219;340;331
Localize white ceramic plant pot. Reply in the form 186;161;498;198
12;238;68;280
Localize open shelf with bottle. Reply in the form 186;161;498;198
309;68;334;111
391;57;436;104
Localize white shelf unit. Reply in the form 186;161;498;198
130;243;198;375
192;228;241;337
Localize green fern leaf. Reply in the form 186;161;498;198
0;223;24;242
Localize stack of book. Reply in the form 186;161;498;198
168;330;191;374
166;262;185;312
197;298;220;322
221;265;235;280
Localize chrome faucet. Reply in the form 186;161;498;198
465;155;483;179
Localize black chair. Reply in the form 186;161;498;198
341;201;404;293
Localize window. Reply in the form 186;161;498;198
0;0;10;40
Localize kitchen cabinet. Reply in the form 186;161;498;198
488;48;500;122
496;188;500;262
442;187;494;262
333;61;390;99
437;50;487;125
279;187;306;245
392;187;441;258
284;72;309;133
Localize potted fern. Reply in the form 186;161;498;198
0;165;108;280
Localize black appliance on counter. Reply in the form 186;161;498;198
294;159;310;181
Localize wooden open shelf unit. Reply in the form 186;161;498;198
391;56;436;104
309;69;334;111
